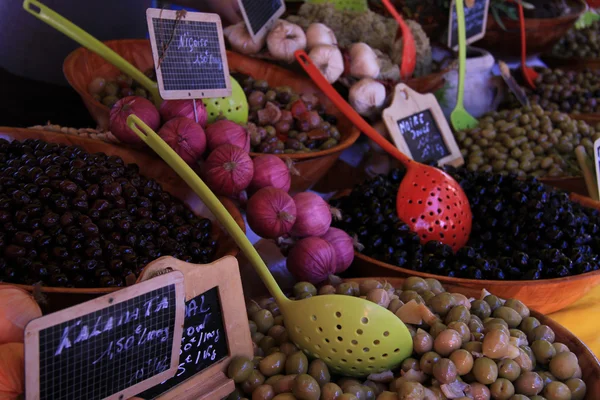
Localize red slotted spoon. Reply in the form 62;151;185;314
382;0;416;80
515;0;538;88
295;50;472;251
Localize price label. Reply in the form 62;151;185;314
447;0;490;51
238;0;285;42
383;84;464;167
146;9;231;100
24;272;185;400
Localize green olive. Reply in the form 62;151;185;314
285;351;309;375
531;340;556;365
484;295;503;312
259;352;287;377
253;309;275;334
228;356;254;383
493;307;523;329
308;359;330;387
549;351;579;380
471;300;492;319
565;378;587;400
497;359;521;382
473;357;498;385
293;282;317;297
242;370;266;394
542;381;572;400
490;378;515;400
292;374;320;400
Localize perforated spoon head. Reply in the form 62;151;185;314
281;294;413;377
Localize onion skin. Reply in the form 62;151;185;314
159;99;208;127
0;343;24;396
205;120;250;152
0;286;42;344
158;117;207;165
321;227;354;274
286;237;337;284
204;144;254;197
109;96;160;145
291;192;332;238
247;187;296;239
250;155;291;193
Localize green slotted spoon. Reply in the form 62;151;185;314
449;0;478;131
126;114;413;377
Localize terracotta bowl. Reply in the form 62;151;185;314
63;40;360;193
0;127;245;313
333;190;600;314
477;0;587;58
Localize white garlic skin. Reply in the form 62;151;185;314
349;42;381;79
306;23;338;51
223;22;264;55
267;20;307;63
308;44;344;84
349;78;386;117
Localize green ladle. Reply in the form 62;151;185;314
23;0;161;107
449;0;478;131
126;114;413;377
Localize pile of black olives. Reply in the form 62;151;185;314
527;68;600;114
0;139;218;288
330;166;600;281
226;279;586;400
552;22;600;59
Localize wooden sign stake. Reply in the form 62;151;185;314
135;256;253;400
383;83;464;167
24;272;185;400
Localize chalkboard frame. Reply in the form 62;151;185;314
136;256;253;400
447;0;491;51
24;272;185;400
237;0;286;42
383;83;464;168
146;9;232;100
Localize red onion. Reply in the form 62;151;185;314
205;120;250;152
247;187;296;239
291;192;332;238
250;155;291;193
204;144;254;196
159;99;208;127
321;227;354;274
158;117;207;165
286;237;337;284
109;96;160;145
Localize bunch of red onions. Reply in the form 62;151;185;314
159;99;208;127
204;144;254;197
109;96;160;146
158;117;207;165
246;187;296;239
250;155;291;193
291;192;332;237
205;120;250;152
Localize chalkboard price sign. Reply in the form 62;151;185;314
24;272;185;400
238;0;285;41
383;84;464;168
138;287;228;399
397;110;450;164
447;0;490;50
146;9;232;100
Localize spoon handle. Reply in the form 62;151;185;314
455;0;467;110
381;0;416;79
23;0;161;106
294;50;412;167
127;115;289;305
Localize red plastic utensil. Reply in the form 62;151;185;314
515;0;539;88
295;50;472;251
382;0;416;80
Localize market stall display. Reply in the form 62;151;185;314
544;19;600;70
232;277;600;399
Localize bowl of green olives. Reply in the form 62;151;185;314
230;277;599;400
543;21;600;71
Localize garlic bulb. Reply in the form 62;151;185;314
223;22;264;55
308;45;344;84
349;78;386;117
306;23;337;51
267;20;307;63
368;120;392;153
349;43;380;79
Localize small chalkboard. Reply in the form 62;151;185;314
146;9;232;100
447;0;490;51
238;0;285;42
24;272;185;400
136;256;253;400
383;84;464;167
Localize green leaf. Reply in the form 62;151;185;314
575;10;600;30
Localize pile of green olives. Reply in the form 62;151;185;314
88;69;156;109
226;278;586;400
456;105;599;177
552;22;600;60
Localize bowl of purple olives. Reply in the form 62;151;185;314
0;127;244;312
330;166;600;314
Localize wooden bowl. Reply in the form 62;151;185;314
477;0;587;58
344;277;600;390
541;54;600;71
63;40;361;193
333;189;600;314
0;127;245;313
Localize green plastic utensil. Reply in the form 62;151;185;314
126;114;413;377
305;0;369;12
449;0;478;131
23;0;161;107
202;77;249;124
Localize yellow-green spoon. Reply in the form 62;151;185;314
126;114;413;377
23;0;161;107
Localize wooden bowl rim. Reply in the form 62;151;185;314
0;127;244;295
489;0;587;24
63;40;361;161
